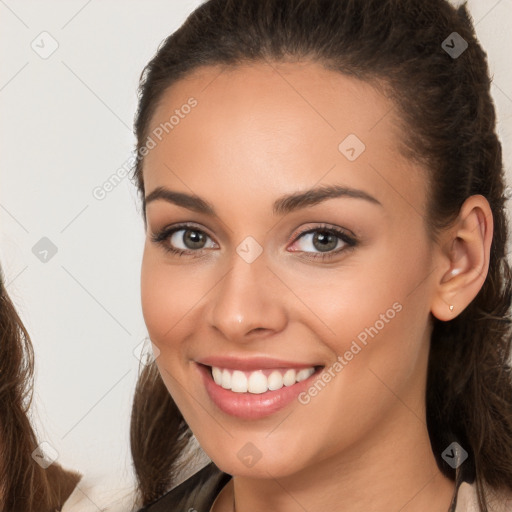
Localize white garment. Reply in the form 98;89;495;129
61;475;141;512
455;481;512;512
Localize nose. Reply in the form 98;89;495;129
206;247;288;343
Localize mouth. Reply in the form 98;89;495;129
196;362;325;419
205;364;324;394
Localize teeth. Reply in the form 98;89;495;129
296;368;315;382
212;366;223;386
221;369;231;389
210;366;316;394
268;370;284;391
231;370;248;392
248;371;267;394
283;369;296;386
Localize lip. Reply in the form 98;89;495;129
195;362;324;420
195;355;322;372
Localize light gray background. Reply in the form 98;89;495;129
1;0;511;492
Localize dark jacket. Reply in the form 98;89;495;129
138;462;231;512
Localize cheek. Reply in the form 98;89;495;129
140;248;195;345
306;234;431;374
284;247;418;343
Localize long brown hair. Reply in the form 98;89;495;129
0;267;81;511
129;1;512;510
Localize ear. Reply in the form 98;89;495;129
431;194;493;322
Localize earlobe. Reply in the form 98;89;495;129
431;195;493;322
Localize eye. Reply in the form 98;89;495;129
288;224;357;261
151;222;357;261
151;223;217;257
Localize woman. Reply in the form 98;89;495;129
129;0;512;511
0;265;81;511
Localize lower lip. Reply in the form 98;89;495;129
196;363;323;420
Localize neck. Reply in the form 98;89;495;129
219;404;455;512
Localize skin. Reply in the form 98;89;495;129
140;60;493;512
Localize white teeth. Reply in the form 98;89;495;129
231;370;248;392
212;367;223;386
283;369;296;386
247;371;268;394
267;370;284;391
210;366;316;394
296;368;315;382
221;369;231;389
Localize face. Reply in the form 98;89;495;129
140;61;438;478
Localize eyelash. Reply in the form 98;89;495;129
150;222;358;261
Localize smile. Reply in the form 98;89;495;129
211;366;317;394
196;363;324;419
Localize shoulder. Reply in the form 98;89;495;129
138;462;232;512
456;481;512;512
485;483;512;512
61;474;140;512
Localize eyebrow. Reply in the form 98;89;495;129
144;183;382;216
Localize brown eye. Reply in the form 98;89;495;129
310;231;339;252
288;225;357;261
171;229;209;250
151;223;218;256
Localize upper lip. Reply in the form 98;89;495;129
196;355;323;371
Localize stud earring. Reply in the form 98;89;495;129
449;305;454;311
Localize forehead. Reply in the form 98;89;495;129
142;61;427;219
147;60;397;154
